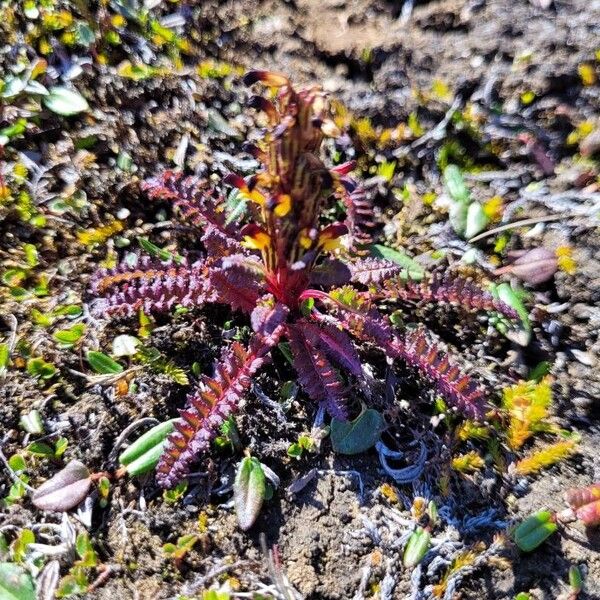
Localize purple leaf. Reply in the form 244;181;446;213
157;332;284;488
309;259;351;287
89;257;211;317
142;170;235;235
288;324;348;419
304;321;362;376
32;460;91;512
208;265;263;313
349;257;403;285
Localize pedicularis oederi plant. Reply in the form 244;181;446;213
90;71;518;488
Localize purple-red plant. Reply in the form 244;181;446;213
90;71;518;488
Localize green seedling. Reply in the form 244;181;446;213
118;419;177;477
163;534;198;566
512;510;557;552
403;526;431;568
86;351;123;374
234;456;266;531
27;436;68;459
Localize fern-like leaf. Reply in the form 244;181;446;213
336;177;374;249
303;321;362;376
208;261;264;314
349;257;403;285
334;305;486;419
309;259;351;287
89;257;211;317
287;324;348;419
142;170;235;237
156;303;288;487
382;273;518;321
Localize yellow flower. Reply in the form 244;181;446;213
274;194;292;217
555;246;576;274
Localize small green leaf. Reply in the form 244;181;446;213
11;529;35;563
512;510;558;552
26;442;55;458
234;457;266;531
0;343;9;372
75;533;96;567
23;244;38;267
464;202;489;239
2;268;28;287
287;443;303;459
43;86;89;116
163;480;188;504
569;565;583;592
403;527;431;568
119;419;177;470
53;323;85;347
491;283;531;346
278;342;294;365
444;164;470;204
8;455;26;473
54;437;68;457
369;245;425;280
528;361;551;382
116;151;133;172
137;238;182;263
74;22;95;47
53;304;83;318
280;380;298;401
0;562;36;600
331;408;384;455
26;357;56;379
86;351;123;374
30;309;54;327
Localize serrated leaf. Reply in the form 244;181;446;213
234;457;266;531
331;408;384;455
32;460;91;512
43;86;89;116
369;245;425;280
86;351;123;374
0;563;36;600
